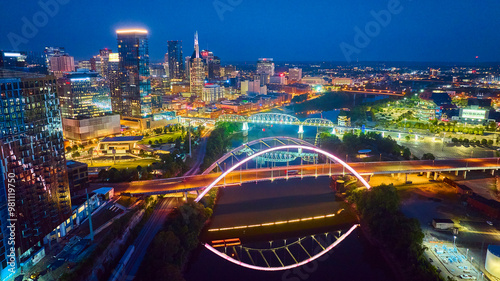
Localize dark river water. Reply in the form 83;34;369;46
184;178;396;281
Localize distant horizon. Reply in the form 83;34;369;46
2;1;499;64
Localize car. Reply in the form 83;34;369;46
460;274;475;279
487;221;493;226
30;272;40;280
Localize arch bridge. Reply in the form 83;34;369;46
195;137;371;271
217;113;335;129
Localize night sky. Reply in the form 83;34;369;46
2;0;499;63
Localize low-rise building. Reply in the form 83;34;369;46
432;218;454;230
67;160;89;196
97;136;144;155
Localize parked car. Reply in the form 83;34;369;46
460;274;476;279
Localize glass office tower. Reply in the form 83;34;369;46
167;40;184;80
116;29;152;118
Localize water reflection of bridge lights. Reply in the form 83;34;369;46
208;210;344;232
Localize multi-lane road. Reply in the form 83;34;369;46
90;158;500;196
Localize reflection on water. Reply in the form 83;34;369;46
185;178;395;281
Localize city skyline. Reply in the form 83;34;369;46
2;0;500;62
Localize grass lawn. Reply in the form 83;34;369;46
87;158;158;169
139;132;182;144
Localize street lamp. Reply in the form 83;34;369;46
466;248;469;259
453;236;457;249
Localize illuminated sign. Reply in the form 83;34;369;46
460;109;488;120
3;52;22;57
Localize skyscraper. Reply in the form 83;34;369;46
190;32;204;98
208;56;221;82
167;41;184;80
49;54;75;78
58;71;120;141
257;58;275;85
108;53;121;113
116;28;152;118
0;70;71;280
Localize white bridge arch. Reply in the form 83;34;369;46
195;141;371;271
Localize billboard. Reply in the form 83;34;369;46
460;108;488;120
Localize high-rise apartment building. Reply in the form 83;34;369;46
0;70;71;280
190;32;204;98
49;54;75;78
44;47;65;71
116;28;152;118
167;41;184;80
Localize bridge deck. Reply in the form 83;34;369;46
90;158;500;195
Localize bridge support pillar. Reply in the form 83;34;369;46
492;169;495;176
405;173;408;183
455;170;459;176
391;173;394;178
463;171;467;179
242;122;249;137
434;172;439;181
298;125;304;140
183;192;188;201
427;172;431;179
397;173;401;179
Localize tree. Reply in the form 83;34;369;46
422;153;435;160
72;151;80;158
149;140;153;145
88;147;94;165
72;144;79;151
66;146;73;153
488;139;493;146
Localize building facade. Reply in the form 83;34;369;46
116;29;152;118
58;71;120;141
190;32;204;97
202;84;223;103
167;40;184;80
257;58;274;84
288;67;302;82
0;71;71;280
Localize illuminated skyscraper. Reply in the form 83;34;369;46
167;40;184;80
58;71;120;140
116;28;152;118
257;58;274;85
190;32;204;97
0;70;71;280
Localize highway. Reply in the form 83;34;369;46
120;197;178;280
90;158;500;196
